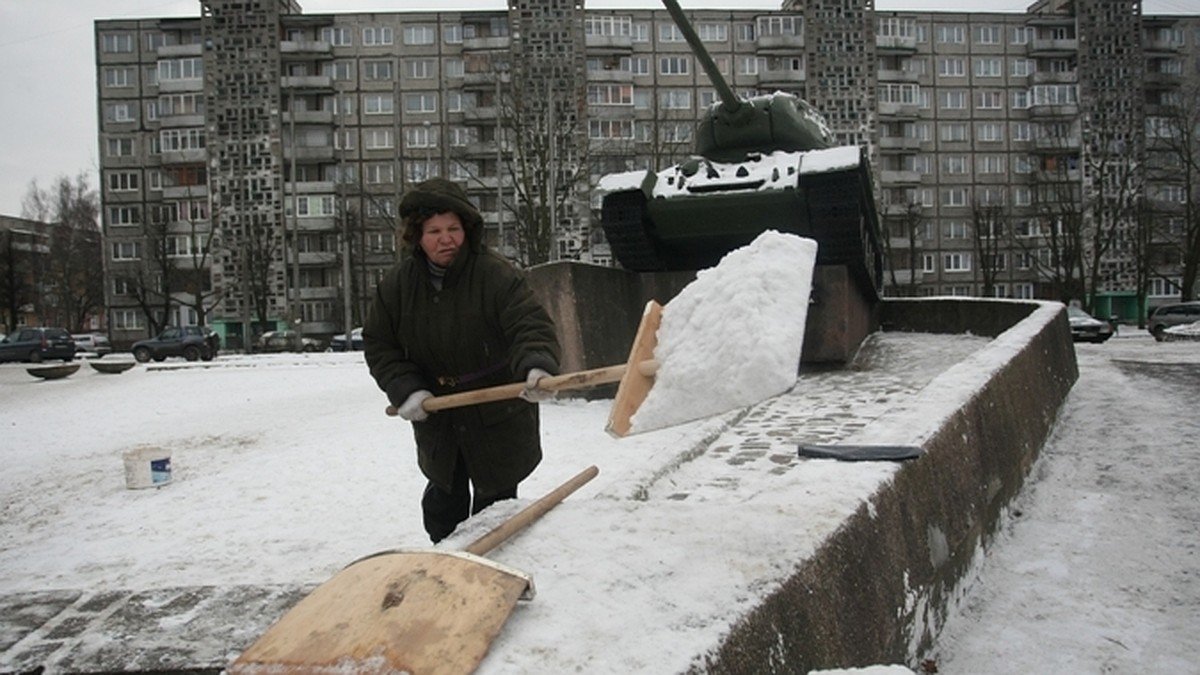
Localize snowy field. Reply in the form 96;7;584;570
1;328;1197;673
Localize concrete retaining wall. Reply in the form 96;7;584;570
695;298;1078;672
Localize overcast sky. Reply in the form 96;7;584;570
0;0;1194;219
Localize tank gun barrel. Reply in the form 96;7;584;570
660;0;742;115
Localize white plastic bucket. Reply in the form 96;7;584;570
123;446;172;489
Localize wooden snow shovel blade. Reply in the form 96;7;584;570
228;465;599;675
383;301;663;428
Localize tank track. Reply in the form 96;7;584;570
600;189;665;271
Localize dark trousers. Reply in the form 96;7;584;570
421;454;517;544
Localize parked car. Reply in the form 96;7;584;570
328;327;363;352
1147;301;1200;341
131;326;220;362
72;332;113;357
0;327;77;363
254;330;322;353
1066;306;1113;343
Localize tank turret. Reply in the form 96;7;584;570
599;0;884;301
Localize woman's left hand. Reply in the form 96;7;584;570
519;368;556;403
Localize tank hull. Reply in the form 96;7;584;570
600;146;883;301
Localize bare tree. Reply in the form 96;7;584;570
1023;150;1086;303
970;198;1008;299
879;196;926;297
1149;81;1200;301
19;173;103;331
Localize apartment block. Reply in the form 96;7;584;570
95;0;1199;348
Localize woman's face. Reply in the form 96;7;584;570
419;211;466;267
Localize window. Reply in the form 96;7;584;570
974;58;1002;77
159;93;205;116
879;17;917;39
364;60;394;81
108;171;140;192
160;128;206;151
660;56;690;76
1014;187;1031;206
979;153;1008;171
1011;59;1032;77
1014;283;1034;299
940;123;968;142
404;59;433;79
108;206;141;226
103;67;132;88
632;23;650;42
1010;26;1031;45
1031;84;1078;106
364;163;394;184
111;241;142;260
942;155;969;175
404;25;435;45
738;56;761;76
943;188;969;207
922;254;936;273
112;309;143;330
630;56;650;75
697;23;727;42
589;119;634;139
443;25;463;44
935;25;965;44
321;27;352;46
943;221;968;239
325;61;353;81
101;33;134;53
938;58;965;78
444;58;464;78
449;126;478;147
362;26;394;46
974;25;1001;44
659;89;691;110
977;91;1003;110
404;125;436;149
363;128;394;150
586;16;632;37
1012;122;1032;141
105;103;136;123
879;83;919;105
158;58;203;81
588;84;633;106
758;16;800;36
404;93;437;114
363;94;395;115
736;23;755;42
977;123;1003;142
655;23;684;42
939;90;967;110
943;252;972;272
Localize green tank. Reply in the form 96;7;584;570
599;0;884;300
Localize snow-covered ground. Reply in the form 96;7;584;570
1;328;1197;674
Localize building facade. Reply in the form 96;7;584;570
95;0;1199;347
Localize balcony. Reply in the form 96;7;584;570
289;180;336;194
298;286;338;300
161;148;207;164
586;69;634;84
162;184;208;199
879;136;922;152
283;146;335;162
298;252;338;265
1031;71;1076;85
585;34;633;52
881;169;922;185
462;36;511;51
758;69;806;87
156;43;203;57
1028;38;1077;55
282;109;334;124
159;113;205;129
1028;103;1078;118
1033;134;1081;151
296;216;337;231
876;35;918;52
878;69;919;83
158;78;202;93
878;101;920;119
1145;72;1183;88
280;75;333;91
280;40;332;58
756;34;804;51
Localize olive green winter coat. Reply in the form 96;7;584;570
363;197;559;495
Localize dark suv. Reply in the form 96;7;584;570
1147;301;1200;341
0;327;77;363
131;326;220;362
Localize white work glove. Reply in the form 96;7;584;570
519;368;556;403
397;390;433;422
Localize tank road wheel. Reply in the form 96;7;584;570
601;189;665;272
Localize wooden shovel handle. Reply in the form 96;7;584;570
465;465;599;557
385;362;657;416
